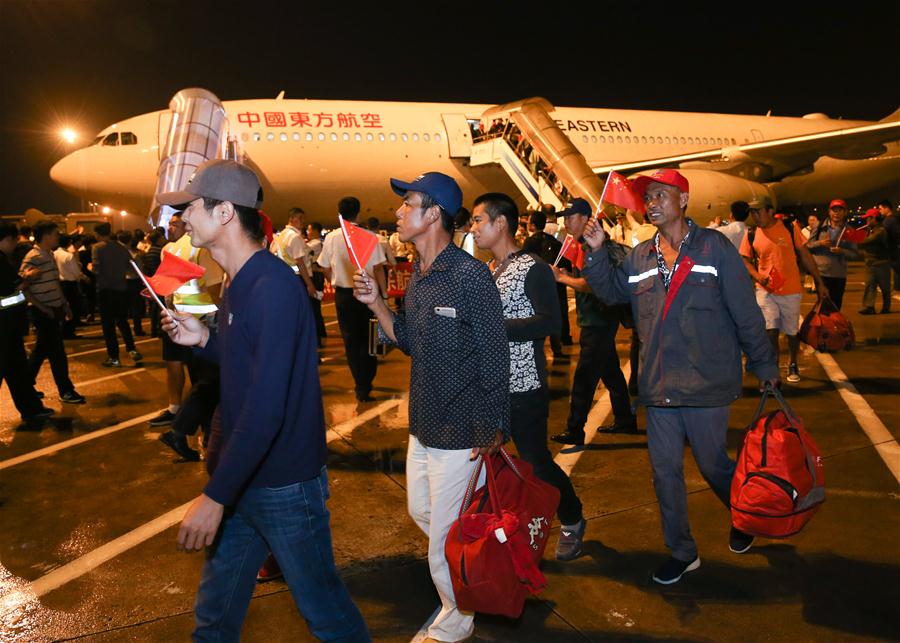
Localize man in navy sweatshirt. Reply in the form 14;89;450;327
159;159;368;642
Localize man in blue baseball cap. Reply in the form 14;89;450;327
355;172;509;642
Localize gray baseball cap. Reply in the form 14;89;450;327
156;159;263;209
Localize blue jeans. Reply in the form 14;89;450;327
193;467;369;642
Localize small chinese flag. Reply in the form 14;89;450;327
841;226;867;244
338;215;380;271
554;234;584;270
764;266;786;293
143;251;206;297
602;171;645;214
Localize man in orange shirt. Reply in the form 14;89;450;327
740;197;826;383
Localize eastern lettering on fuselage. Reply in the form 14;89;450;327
236;111;383;128
554;119;632;133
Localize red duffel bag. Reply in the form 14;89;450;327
445;449;560;618
799;297;855;352
731;385;825;538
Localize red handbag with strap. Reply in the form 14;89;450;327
445;449;560;618
799;297;855;352
731;385;825;538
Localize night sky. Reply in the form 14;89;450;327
2;1;897;214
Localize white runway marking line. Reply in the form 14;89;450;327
326;398;403;444
0;399;408;612
410;605;441;643
0;499;195;617
67;337;156;358
0;410;165;471
73;367;148;388
815;352;900;485
555;360;632;476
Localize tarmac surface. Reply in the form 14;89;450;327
1;264;898;642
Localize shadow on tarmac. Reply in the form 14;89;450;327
546;540;899;641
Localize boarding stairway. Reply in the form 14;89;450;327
468;98;610;216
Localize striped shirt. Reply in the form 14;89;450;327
20;246;66;309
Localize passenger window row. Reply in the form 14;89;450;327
577;133;738;147
241;131;444;144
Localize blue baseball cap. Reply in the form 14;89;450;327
558;197;593;217
390;172;462;215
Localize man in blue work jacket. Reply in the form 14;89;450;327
580;169;779;585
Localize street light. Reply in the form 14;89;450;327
102;206;110;214
60;128;77;144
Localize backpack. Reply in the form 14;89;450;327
731;385;825;538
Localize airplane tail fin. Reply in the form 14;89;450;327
880;107;900;122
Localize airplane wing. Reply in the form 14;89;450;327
590;118;900;180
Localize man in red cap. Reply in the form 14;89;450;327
740;196;826;383
578;168;778;585
804;199;859;310
857;208;892;314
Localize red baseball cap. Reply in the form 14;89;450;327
632;169;689;197
862;208;879;218
829;199;847;209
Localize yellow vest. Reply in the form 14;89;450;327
169;235;218;315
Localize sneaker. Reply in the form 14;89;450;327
60;390;86;404
858;307;876;315
729;526;754;554
651;556;700;585
128;350;143;362
149;410;176;426
550;430;585;446
881;308;891;314
23;407;55;421
102;358;121;368
256;554;284;582
786;363;800;383
158;430;200;462
555;519;586;561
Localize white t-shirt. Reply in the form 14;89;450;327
54;247;82;282
271;224;311;272
317;227;387;287
716;220;747;250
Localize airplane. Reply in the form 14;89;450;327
49;88;900;228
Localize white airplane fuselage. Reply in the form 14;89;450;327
50;98;900;225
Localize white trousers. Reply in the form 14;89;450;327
406;435;484;642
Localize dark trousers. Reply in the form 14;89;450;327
173;360;220;445
556;283;572;343
60;281;82;337
863;263;892;311
28;309;75;395
821;276;847;310
566;323;633;436
98;289;135;360
646;405;734;561
1;320;43;418
311;271;327;342
511;389;583;525
334;287;377;397
127;279;145;333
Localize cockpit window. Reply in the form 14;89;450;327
102;132;119;146
92;136;103;146
121;132;137;145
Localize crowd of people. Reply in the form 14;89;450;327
2;156;898;641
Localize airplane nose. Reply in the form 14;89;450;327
50;152;85;192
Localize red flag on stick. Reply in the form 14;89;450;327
601;171;645;214
840;225;867;244
339;215;380;271
143;250;206;297
554;234;584;270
